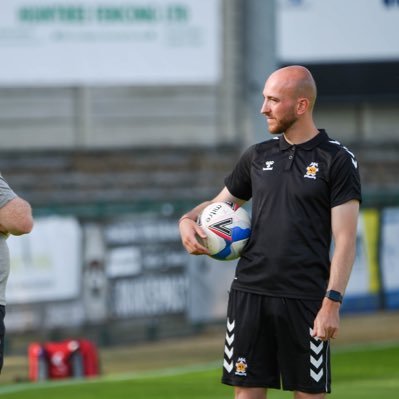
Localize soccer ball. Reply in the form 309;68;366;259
197;202;251;261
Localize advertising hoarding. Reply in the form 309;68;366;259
0;0;221;86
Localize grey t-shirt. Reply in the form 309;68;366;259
0;176;17;305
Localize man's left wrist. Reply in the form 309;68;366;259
325;290;343;304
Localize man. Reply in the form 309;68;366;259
179;65;361;398
0;174;34;372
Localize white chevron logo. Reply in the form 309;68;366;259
310;341;323;355
224;318;235;374
310;368;324;382
224;345;234;359
309;327;324;383
227;319;235;332
310;354;323;369
225;333;234;346
223;359;233;373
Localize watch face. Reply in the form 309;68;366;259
326;290;342;302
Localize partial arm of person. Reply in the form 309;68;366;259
0;196;34;236
179;187;246;255
312;199;360;341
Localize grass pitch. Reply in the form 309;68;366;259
0;342;398;399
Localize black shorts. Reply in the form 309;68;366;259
0;306;5;373
221;289;331;394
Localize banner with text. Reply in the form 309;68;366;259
0;0;221;86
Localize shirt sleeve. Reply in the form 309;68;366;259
0;175;17;209
224;145;254;201
330;148;362;208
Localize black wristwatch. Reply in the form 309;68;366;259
325;290;343;303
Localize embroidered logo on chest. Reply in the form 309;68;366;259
304;162;319;180
262;160;274;171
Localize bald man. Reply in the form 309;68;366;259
179;66;361;399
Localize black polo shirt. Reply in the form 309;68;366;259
224;129;362;300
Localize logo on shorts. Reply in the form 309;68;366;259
309;328;325;382
235;357;248;376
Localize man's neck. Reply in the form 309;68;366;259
283;125;319;145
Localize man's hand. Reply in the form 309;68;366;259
312;297;340;341
177;187;246;256
179;218;210;255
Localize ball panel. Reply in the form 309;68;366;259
208;217;234;241
231;225;251;242
201;227;226;254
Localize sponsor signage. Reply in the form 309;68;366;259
277;0;399;62
0;0;221;86
7;216;82;303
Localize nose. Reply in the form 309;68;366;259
260;99;269;115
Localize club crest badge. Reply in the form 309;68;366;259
235;357;248;376
304;162;319;180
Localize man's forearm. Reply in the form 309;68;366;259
179;201;212;223
0;197;33;235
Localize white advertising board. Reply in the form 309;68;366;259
0;0;221;86
277;0;399;62
7;216;82;304
380;207;399;291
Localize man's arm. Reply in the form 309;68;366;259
312;199;360;341
179;187;246;255
0;197;34;236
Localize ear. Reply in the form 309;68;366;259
297;98;309;115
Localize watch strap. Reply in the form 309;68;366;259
325;290;343;303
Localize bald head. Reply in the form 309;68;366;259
268;65;317;111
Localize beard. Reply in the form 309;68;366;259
267;111;298;134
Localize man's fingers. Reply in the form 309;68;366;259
179;218;208;239
313;327;338;341
330;328;339;339
194;224;208;239
312;324;328;341
183;234;210;255
314;329;326;341
189;238;210;255
183;239;208;255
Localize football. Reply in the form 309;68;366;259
197;201;251;261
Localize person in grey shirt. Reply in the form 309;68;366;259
0;174;33;372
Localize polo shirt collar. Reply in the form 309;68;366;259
279;129;328;151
